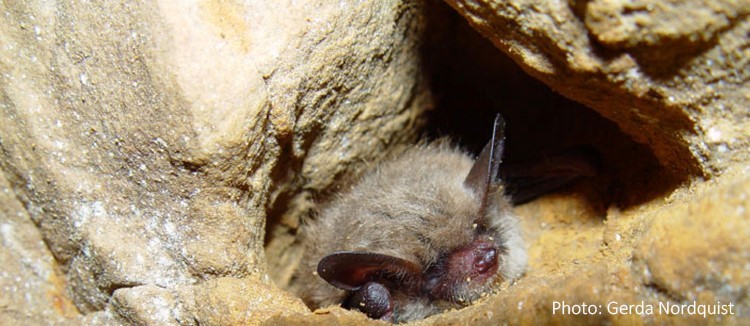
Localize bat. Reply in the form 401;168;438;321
293;114;599;322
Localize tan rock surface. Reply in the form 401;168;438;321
108;278;308;325
0;171;78;324
270;167;750;325
444;0;750;176
1;0;428;324
1;0;748;325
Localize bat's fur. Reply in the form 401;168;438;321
294;141;527;322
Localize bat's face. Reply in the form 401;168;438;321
419;187;526;307
423;237;500;302
298;114;598;322
315;115;527;322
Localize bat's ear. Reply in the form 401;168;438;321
464;114;506;215
317;251;422;293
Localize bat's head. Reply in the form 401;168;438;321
421;114;524;303
316;115;526;321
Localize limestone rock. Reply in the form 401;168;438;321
271;169;750;324
585;0;749;49
443;0;750;176
1;0;428;324
108;278;308;325
633;172;750;306
110;285;181;325
0;172;78;324
177;277;309;325
1;0;749;325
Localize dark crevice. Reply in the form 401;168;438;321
421;1;687;211
644;281;684;303
266;0;695;295
263;113;325;248
103;282;146;298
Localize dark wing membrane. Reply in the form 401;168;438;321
317;251;423;293
502;146;600;205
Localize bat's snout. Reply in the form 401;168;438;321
474;244;498;274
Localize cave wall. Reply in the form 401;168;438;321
1;0;748;324
1;0;429;323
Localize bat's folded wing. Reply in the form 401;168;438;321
501;146;601;205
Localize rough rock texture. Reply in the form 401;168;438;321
270;166;750;325
271;0;750;324
0;0;428;324
1;0;749;325
444;0;750;177
108;277;308;325
0;170;78;323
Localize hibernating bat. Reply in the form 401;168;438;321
293;114;598;322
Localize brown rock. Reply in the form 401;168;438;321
332;169;746;325
177;277;309;325
443;0;750;176
0;172;78;324
633;170;750;305
107;278;309;324
1;0;427;323
1;0;749;324
585;0;749;49
110;285;181;325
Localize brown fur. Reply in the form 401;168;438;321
293;142;527;322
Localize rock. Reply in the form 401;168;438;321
633;170;750;306
0;172;78;324
109;278;308;325
1;0;749;324
585;0;749;49
420;166;750;325
271;168;750;324
177;277;309;325
110;285;181;325
264;305;373;326
443;0;750;176
0;0;428;324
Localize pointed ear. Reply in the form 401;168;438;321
463;114;506;213
317;251;422;293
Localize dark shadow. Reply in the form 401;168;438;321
420;1;686;211
262;114;327;247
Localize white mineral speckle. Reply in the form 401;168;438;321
150;295;172;323
707;127;722;142
80;72;89;85
73;201;107;229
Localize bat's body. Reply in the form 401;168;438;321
294;115;597;322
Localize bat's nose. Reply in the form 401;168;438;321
474;244;497;273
